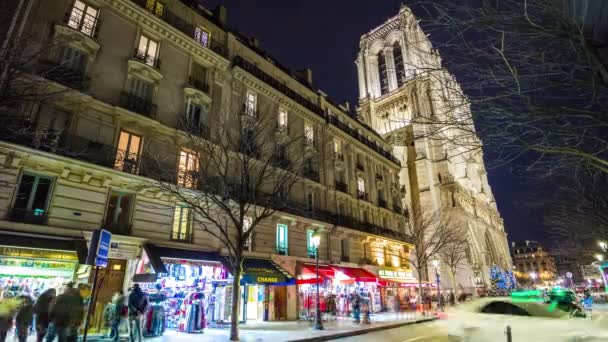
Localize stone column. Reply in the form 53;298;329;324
356;53;368;99
383;46;398;91
366;55;380;99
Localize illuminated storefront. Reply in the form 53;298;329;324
376;267;418;311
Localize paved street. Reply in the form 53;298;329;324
334;320;450;342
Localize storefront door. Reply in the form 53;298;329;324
273;286;287;320
89;259;127;332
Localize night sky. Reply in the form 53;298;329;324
202;0;547;245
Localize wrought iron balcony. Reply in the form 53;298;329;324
357;190;369;201
187;77;209;94
171;230;194;243
303;168;320;182
8;208;48;225
335;153;345;162
179;115;209;138
378;198;387;209
37;60;90;91
335;181;348;193
120;92;157;118
132;49;161;69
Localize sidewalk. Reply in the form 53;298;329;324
87;312;437;342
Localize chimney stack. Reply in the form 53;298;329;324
213;5;227;27
296;68;313;87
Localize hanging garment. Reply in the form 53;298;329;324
143;303;165;337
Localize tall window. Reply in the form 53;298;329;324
304;122;314;146
67;0;98;37
178;149;199;188
243;216;253;251
334;139;342;156
340;239;350;261
115;131;142;174
184;100;202;132
136;35;159;67
104;190;134;234
363;242;371;263
145;0;164;17
57;46;87;73
13;173;53;219
306;192;314;211
172;206;192;241
378;51;389;95
245;91;257;116
194;27;210;47
278;109;288;132
276;224;288;255
357;177;365;193
306;230;317;258
393;42;406;87
129;78;153;101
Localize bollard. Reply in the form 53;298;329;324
505;325;512;342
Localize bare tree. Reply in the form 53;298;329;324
439;227;470;292
393;0;608;178
141;102;312;341
401;206;463;300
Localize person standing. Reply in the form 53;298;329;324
583;291;593;320
109;291;126;341
128;284;148;342
49;283;84;342
15;295;34;342
34;289;56;342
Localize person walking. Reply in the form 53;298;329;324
15;295;34;342
128;284;148;342
109;291;126;341
49;283;84;342
583;290;593;320
34;289;56;342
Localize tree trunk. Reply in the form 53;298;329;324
450;268;457;294
417;269;424;311
229;259;243;341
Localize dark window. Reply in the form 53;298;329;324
378;51;389;95
393;42;406;87
104;190;134;235
14;173;53;216
58;46;87;73
340;239;350;261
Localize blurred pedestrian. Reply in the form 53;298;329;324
0;309;13;342
583;290;593;320
128;284;148;342
15;295;34;342
109;291;126;341
34;289;56;342
49;283;84;342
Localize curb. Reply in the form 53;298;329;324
285;317;438;342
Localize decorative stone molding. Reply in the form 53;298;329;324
127;59;163;83
183;86;211;105
53;24;100;58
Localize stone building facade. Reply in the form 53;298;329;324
355;6;512;291
511;241;557;286
0;0;414;327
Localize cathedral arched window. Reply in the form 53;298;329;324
393;41;406;87
378;51;389;95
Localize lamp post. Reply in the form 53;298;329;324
596;254;604;262
599;241;607;252
529;272;537;287
432;258;442;311
310;231;323;330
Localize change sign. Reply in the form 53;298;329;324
86;229;112;268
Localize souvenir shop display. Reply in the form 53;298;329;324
143;284;166;337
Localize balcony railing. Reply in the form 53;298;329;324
37;60;90;90
179;116;209;138
64;7;100;38
171;230;193;243
335;153;345;162
102;221;132;236
335;181;348;193
303;168;320;182
132;49;161;69
120;92;157;118
276;124;290;135
130;0;228;58
187;77;209;94
378;198;387;209
8;208;48;225
357;190;368;201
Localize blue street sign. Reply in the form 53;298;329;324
87;229;112;267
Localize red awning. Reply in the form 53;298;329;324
330;266;378;283
297;264;335;285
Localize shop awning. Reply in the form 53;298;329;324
297;264;335;284
142;244;224;275
239;258;293;285
0;230;88;264
330;266;378;283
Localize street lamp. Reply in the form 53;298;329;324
596;254;605;262
432;258;442;311
310;231;323;330
599;241;607;251
529;272;537;286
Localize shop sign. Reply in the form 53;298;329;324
0;246;78;261
379;269;413;279
86;229;112;267
108;243;137;260
0;257;76;271
256;276;280;283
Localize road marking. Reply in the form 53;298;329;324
401;336;433;342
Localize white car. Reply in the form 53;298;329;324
444;297;608;341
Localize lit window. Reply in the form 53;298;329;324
115;131;142;174
104;190;134;234
68;0;99;37
304;123;314;146
136;35;159;67
194;27;210;47
245;91;257;117
306;230;317;258
172;206;192;241
146;0;164;17
276;224;288;255
357;177;365;193
178;149;199;188
278;109;288;131
243;216;253;251
333;139;342;154
13;173;54;219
